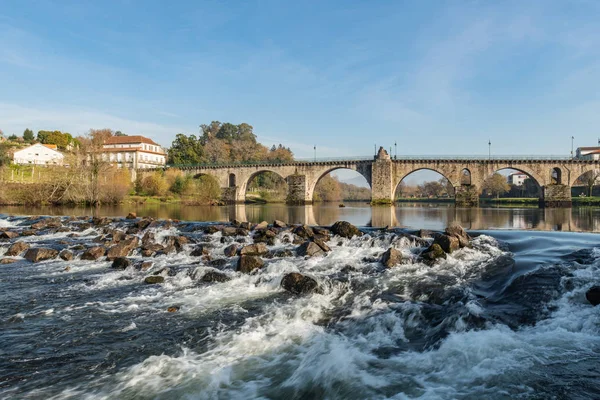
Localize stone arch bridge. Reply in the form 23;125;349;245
168;148;600;207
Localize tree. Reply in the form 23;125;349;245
482;173;510;198
580;170;600;197
37;130;74;150
23;128;34;142
168;134;204;164
114;130;127;136
314;174;342;202
8;134;17;141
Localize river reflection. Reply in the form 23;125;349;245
2;202;600;232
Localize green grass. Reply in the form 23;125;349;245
572;196;600;206
395;197;454;203
480;197;539;205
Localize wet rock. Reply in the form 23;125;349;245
141;243;164;257
313;227;331;241
445;223;471;248
292;235;304;245
209;259;228;268
20;230;37;237
0;231;19;239
0;258;18;264
586;286;600;306
6;241;30;256
204;225;220;234
236;228;249;237
273;220;287;228
81;246;106;260
417;229;432;239
141;231;155;247
240;243;269;256
126;212;137;219
273;249;294;258
140;261;153;271
106;237;139;260
224;244;238;257
331;221;362;239
144;275;164;284
237;255;265;273
92;217;111;226
202;270;231;283
293;224;314;239
297;241;325;257
421;243;447;263
136;218;153;230
253;229;276;245
221;227;238;237
312;237;331;252
191;244;210;257
111;257;131;269
126;227;140;235
63;266;71;272
381;247;403;268
433;234;460;254
59;250;74;261
281;272;318;295
24;248;59;262
254;221;268;230
167;306;179;312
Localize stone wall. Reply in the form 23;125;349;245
455;185;479;207
541;184;572;208
286;174;308;204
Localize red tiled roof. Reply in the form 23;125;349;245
104;135;161;146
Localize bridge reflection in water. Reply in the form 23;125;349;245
1;203;599;233
226;203;600;233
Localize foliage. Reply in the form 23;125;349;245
8;134;17;140
182;175;221;204
37;130;75;150
169;121;293;165
23;128;34;142
578;170;600;197
141;171;169;196
482;173;511;198
314;174;342;202
168;134;204;165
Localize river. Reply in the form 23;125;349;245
1;204;599;399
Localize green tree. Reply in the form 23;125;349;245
168;134;204;164
314;174;342;202
580;170;600;197
216;123;238;141
37;130;74;150
23;128;34;142
8;134;18;141
114;131;127;136
483;173;511;198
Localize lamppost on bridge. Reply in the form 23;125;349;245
394;141;397;159
571;136;574;158
488;140;491;160
314;145;316;162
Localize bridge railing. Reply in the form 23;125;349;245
166;155;577;168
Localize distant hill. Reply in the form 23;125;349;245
336;175;370;188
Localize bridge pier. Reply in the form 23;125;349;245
286;174;311;204
454;185;479;207
371;148;394;205
221;187;241;204
540;184;572;208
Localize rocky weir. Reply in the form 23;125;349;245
1;214;600;399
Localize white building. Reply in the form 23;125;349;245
13;143;64;165
576;147;600;160
508;172;528;186
100;135;167;169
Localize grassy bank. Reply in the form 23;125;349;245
480;197;539;205
395;197;455;203
572;197;600;206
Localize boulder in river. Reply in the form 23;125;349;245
24;248;59;262
111;257;131;270
59;249;74;261
144;275;165;284
297;241;325;257
293;224;314;239
202;270;231;283
586;286;600;306
237;255;265;273
254;221;268;230
381;247;403;267
167;306;179;312
253;229;276;245
281;272;318;294
126;212;137;219
421;243;447;263
191;244;210;257
312;237;331;252
224;244;238;257
433;234;459;254
445;223;471;248
6;241;30;256
106;237;139;260
0;231;19;239
81;246;106;261
330;221;362;239
240;243;269;256
0;258;18;264
273;220;287;228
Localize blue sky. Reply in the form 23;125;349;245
1;0;600;161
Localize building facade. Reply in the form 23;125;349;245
13;143;64;165
576;147;600;160
508;172;528;186
100;136;167;169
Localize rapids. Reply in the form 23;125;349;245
0;215;599;400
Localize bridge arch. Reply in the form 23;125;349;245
307;166;372;202
461;168;472;186
237;169;289;203
485;167;542;198
394;168;454;200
